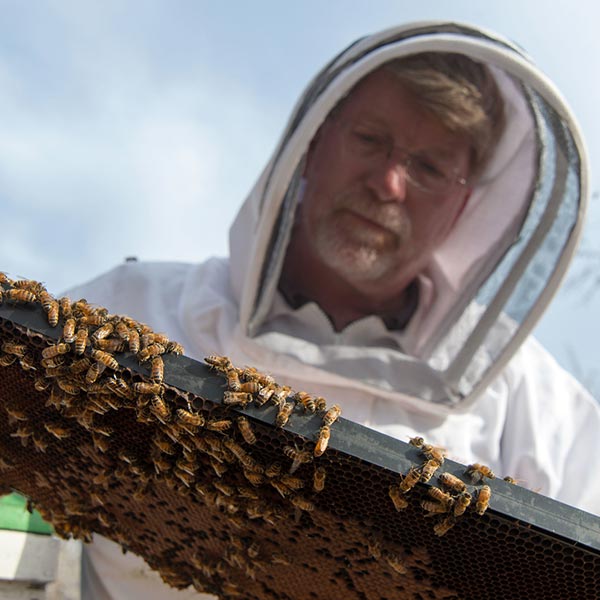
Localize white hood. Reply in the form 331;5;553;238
228;21;588;413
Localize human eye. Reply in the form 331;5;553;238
350;128;387;154
410;156;447;181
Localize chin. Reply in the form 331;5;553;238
323;241;396;284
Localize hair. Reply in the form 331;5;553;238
382;53;505;179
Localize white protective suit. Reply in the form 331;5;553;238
64;22;600;600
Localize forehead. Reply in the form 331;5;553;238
334;68;467;153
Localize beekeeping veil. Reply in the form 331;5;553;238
228;22;588;413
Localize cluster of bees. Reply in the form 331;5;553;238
387;436;497;536
0;272;506;596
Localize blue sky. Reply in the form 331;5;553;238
1;1;599;396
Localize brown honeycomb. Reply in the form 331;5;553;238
0;276;599;599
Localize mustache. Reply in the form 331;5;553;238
336;193;407;236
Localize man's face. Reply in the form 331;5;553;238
297;68;473;297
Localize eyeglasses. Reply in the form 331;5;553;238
334;119;469;195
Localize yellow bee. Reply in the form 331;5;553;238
175;408;204;433
275;401;294;428
149;395;170;424
420;459;441;483
166;341;184;355
205;354;233;372
283;445;313;474
427;486;454;507
270;385;292;406
433;515;457;537
236;416;256;445
223;391;253;407
265;462;282;479
133;381;162;395
128;329;140;353
47;301;59;327
226;368;242;391
453;491;472;517
58;296;72;318
206;418;232;432
290;495;314;512
85;362;106;385
2;342;27;357
6;288;36;303
239;381;261;394
137;343;165;362
63;318;76;343
385;552;408;575
421;444;446;464
74;328;89;355
56;377;80;396
294;391;316;413
314;425;330;457
475;485;491;515
438;472;467;493
313;466;326;492
465;463;495;483
255;383;275;406
421;500;451;514
44;422;71;440
0;354;17;367
243;469;265;487
408;436;425;447
398;467;421;493
41;343;70;359
322;404;342;426
389;484;409;511
95;338;126;352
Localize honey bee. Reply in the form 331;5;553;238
166;341;184;355
2;342;27;357
137;343;165;362
475;485;491;515
398;467;421;493
255;383;276;406
47;301;59;327
226;368;242;391
176;408;205;433
153;457;173;474
408;436;425;448
85;362;106;385
453;491;472;517
41;343;70;359
63;318;76;343
133;381;162;395
0;353;16;367
421;444;446;464
322;404;341;427
0;272;10;285
176;457;199;476
105;377;132;400
239;381;261;394
206;418;232;432
19;353;35;371
205;354;233;372
213;481;235;497
427;486;454;507
314;397;327;411
92;423;114;437
465;463;495;483
313;466;326;492
276;401;294;428
433;515;457;537
265;462;282;479
74;328;89;355
420;459;441;483
34;376;51;391
6;288;36;303
280;474;304;491
58;296;72;318
236;416;256;445
150;395;171;424
283;445;313;474
438;472;467;493
294;391;316;413
92;433;110;454
290;495;314;512
503;476;519;485
5;406;28;423
385;552;408;575
223;391;253;407
314;425;330;457
174;469;195;487
128;329;140;353
95;338;127;352
421;499;452;514
44;422;71;440
56;377;80;395
92;350;119;371
270;385;292;406
389;484;409;511
243;469;265;486
148;356;164;383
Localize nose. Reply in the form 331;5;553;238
366;158;409;203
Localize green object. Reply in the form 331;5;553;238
0;492;53;535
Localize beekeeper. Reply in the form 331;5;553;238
65;21;600;600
